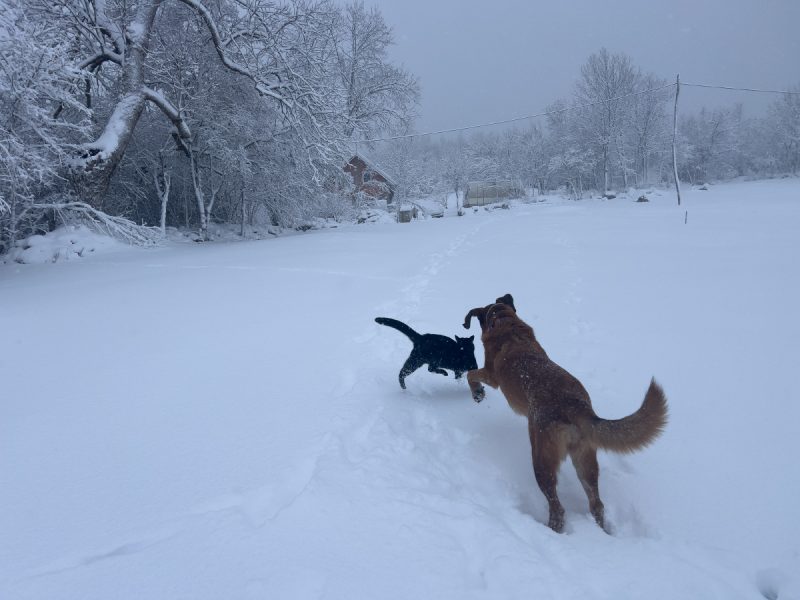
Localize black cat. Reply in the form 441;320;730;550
375;317;478;389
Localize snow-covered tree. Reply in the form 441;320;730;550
679;105;742;183
629;73;670;185
543;100;595;196
24;0;348;208
0;1;91;253
333;1;419;140
0;0;424;241
502;125;548;193
440;137;469;197
574;48;639;193
765;85;800;174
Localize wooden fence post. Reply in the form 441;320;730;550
672;74;682;207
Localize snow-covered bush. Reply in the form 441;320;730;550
3;225;122;264
0;1;91;254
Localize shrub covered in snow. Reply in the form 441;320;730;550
3;225;123;264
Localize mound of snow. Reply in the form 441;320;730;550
4;225;124;264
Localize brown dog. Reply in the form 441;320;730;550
463;294;668;533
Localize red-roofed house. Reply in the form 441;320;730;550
344;154;396;202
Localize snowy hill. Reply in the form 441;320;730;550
2;179;799;599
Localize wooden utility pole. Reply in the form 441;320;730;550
672;74;682;206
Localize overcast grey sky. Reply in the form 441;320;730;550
369;0;800;134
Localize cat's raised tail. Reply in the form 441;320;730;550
375;317;421;342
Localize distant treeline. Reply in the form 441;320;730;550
370;48;799;202
2;2;798;255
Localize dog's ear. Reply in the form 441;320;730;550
496;293;515;312
463;307;486;330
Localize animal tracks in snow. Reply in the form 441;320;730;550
376;222;486;321
18;442;329;583
188;451;323;528
18;529;179;581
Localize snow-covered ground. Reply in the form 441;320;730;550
2;179;799;599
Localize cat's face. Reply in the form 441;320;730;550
455;335;474;348
455;335;478;370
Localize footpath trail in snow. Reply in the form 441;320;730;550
2;179;799;599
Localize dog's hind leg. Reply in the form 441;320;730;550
570;444;606;532
428;365;448;377
530;424;566;533
399;354;424;390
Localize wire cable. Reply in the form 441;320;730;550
681;82;800;95
355;79;799;145
355;82;677;143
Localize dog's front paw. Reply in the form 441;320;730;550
472;385;486;402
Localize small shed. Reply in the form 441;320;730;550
344;153;396;202
397;203;418;223
463;180;523;207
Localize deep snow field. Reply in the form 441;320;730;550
2;178;799;599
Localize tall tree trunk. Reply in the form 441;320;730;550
189;151;208;240
160;177;170;234
154;154;171;235
240;189;246;237
189;149;221;241
72;1;162;208
76;93;148;209
616;134;629;189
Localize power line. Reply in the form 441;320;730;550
681;82;800;95
355;78;800;145
355;82;677;144
354;81;800;144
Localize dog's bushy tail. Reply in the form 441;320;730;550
375;317;421;342
590;378;668;454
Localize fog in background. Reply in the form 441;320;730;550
4;0;799;253
371;0;800;133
